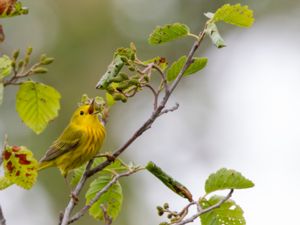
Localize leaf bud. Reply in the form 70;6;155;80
112;93;127;102
12;49;20;60
167;214;173;219
128;66;135;71
32;67;48;74
163;203;169;209
26;46;33;56
119;73;129;80
18;60;24;68
41;57;54;65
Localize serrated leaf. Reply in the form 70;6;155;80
205;168;254;194
0;55;12;79
148;23;190;45
85;174;123;221
146;161;193;201
200;195;245;225
16;81;61;134
0;82;3;106
212;4;254;27
96;56;124;89
206;22;226;49
2;145;38;189
167;56;207;82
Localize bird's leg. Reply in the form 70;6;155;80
95;152;115;162
64;174;79;204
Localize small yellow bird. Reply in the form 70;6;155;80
38;100;106;177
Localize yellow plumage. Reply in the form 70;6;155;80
38;101;106;177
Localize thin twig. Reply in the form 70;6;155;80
144;84;158;109
159;103;179;116
67;167;142;224
60;160;94;225
174;189;234;225
0;205;6;225
100;205;113;225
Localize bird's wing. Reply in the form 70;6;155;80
39;126;83;162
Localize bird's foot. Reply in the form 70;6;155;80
70;192;79;204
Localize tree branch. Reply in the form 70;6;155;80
60;24;207;225
67;167;142;224
0;205;6;225
174;189;234;225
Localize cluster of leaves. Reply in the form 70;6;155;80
71;158;135;222
0;0;29;42
147;163;254;225
0;47;61;134
0;144;38;190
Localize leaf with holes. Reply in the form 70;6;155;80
206;22;226;48
205;168;254;194
16;81;61;134
2;145;38;189
210;4;254;27
148;23;190;45
167;56;207;82
85;174;123;221
200;195;245;225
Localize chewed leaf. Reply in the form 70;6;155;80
148;23;190;45
200;195;246;225
0;55;12;79
212;4;254;27
205;23;226;48
86;174;123;221
16;81;61;134
2;145;38;189
205;168;254;194
146;161;193;201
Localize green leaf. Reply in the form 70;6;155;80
0;82;3;106
96;55;124;89
206;23;226;49
167;56;207;82
0;2;29;18
16;81;61;134
146;161;193;201
212;4;254;27
143;56;168;71
85;174;123;221
148;23;190;45
205;168;254;194
2;145;38;189
200;195;245;225
0;55;12;79
106;93;115;106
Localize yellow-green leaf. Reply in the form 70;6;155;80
0;177;13;190
2;145;38;189
167;56;207;82
85;174;123;221
200;195;245;225
16;81;61;134
148;23;190;45
212;4;254;27
105;93;115;106
205;168;254;194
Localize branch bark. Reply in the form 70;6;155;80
0;205;6;225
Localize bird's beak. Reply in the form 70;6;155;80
88;99;95;114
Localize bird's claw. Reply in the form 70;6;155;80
70;192;79;204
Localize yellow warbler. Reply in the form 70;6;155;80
38;100;106;177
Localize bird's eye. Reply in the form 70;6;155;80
80;111;84;115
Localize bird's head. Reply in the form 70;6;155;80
71;99;101;127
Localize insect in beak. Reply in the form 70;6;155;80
88;99;95;114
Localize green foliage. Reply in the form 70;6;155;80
0;2;29;18
205;168;254;194
16;81;61;134
85;174;123;221
166;56;207;82
148;23;190;45
0;145;38;190
200;196;245;225
146;161;193;201
105;93;115;106
143;56;168;71
211;4;254;27
205;23;226;49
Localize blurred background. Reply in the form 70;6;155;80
1;0;300;224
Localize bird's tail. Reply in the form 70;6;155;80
38;161;54;171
